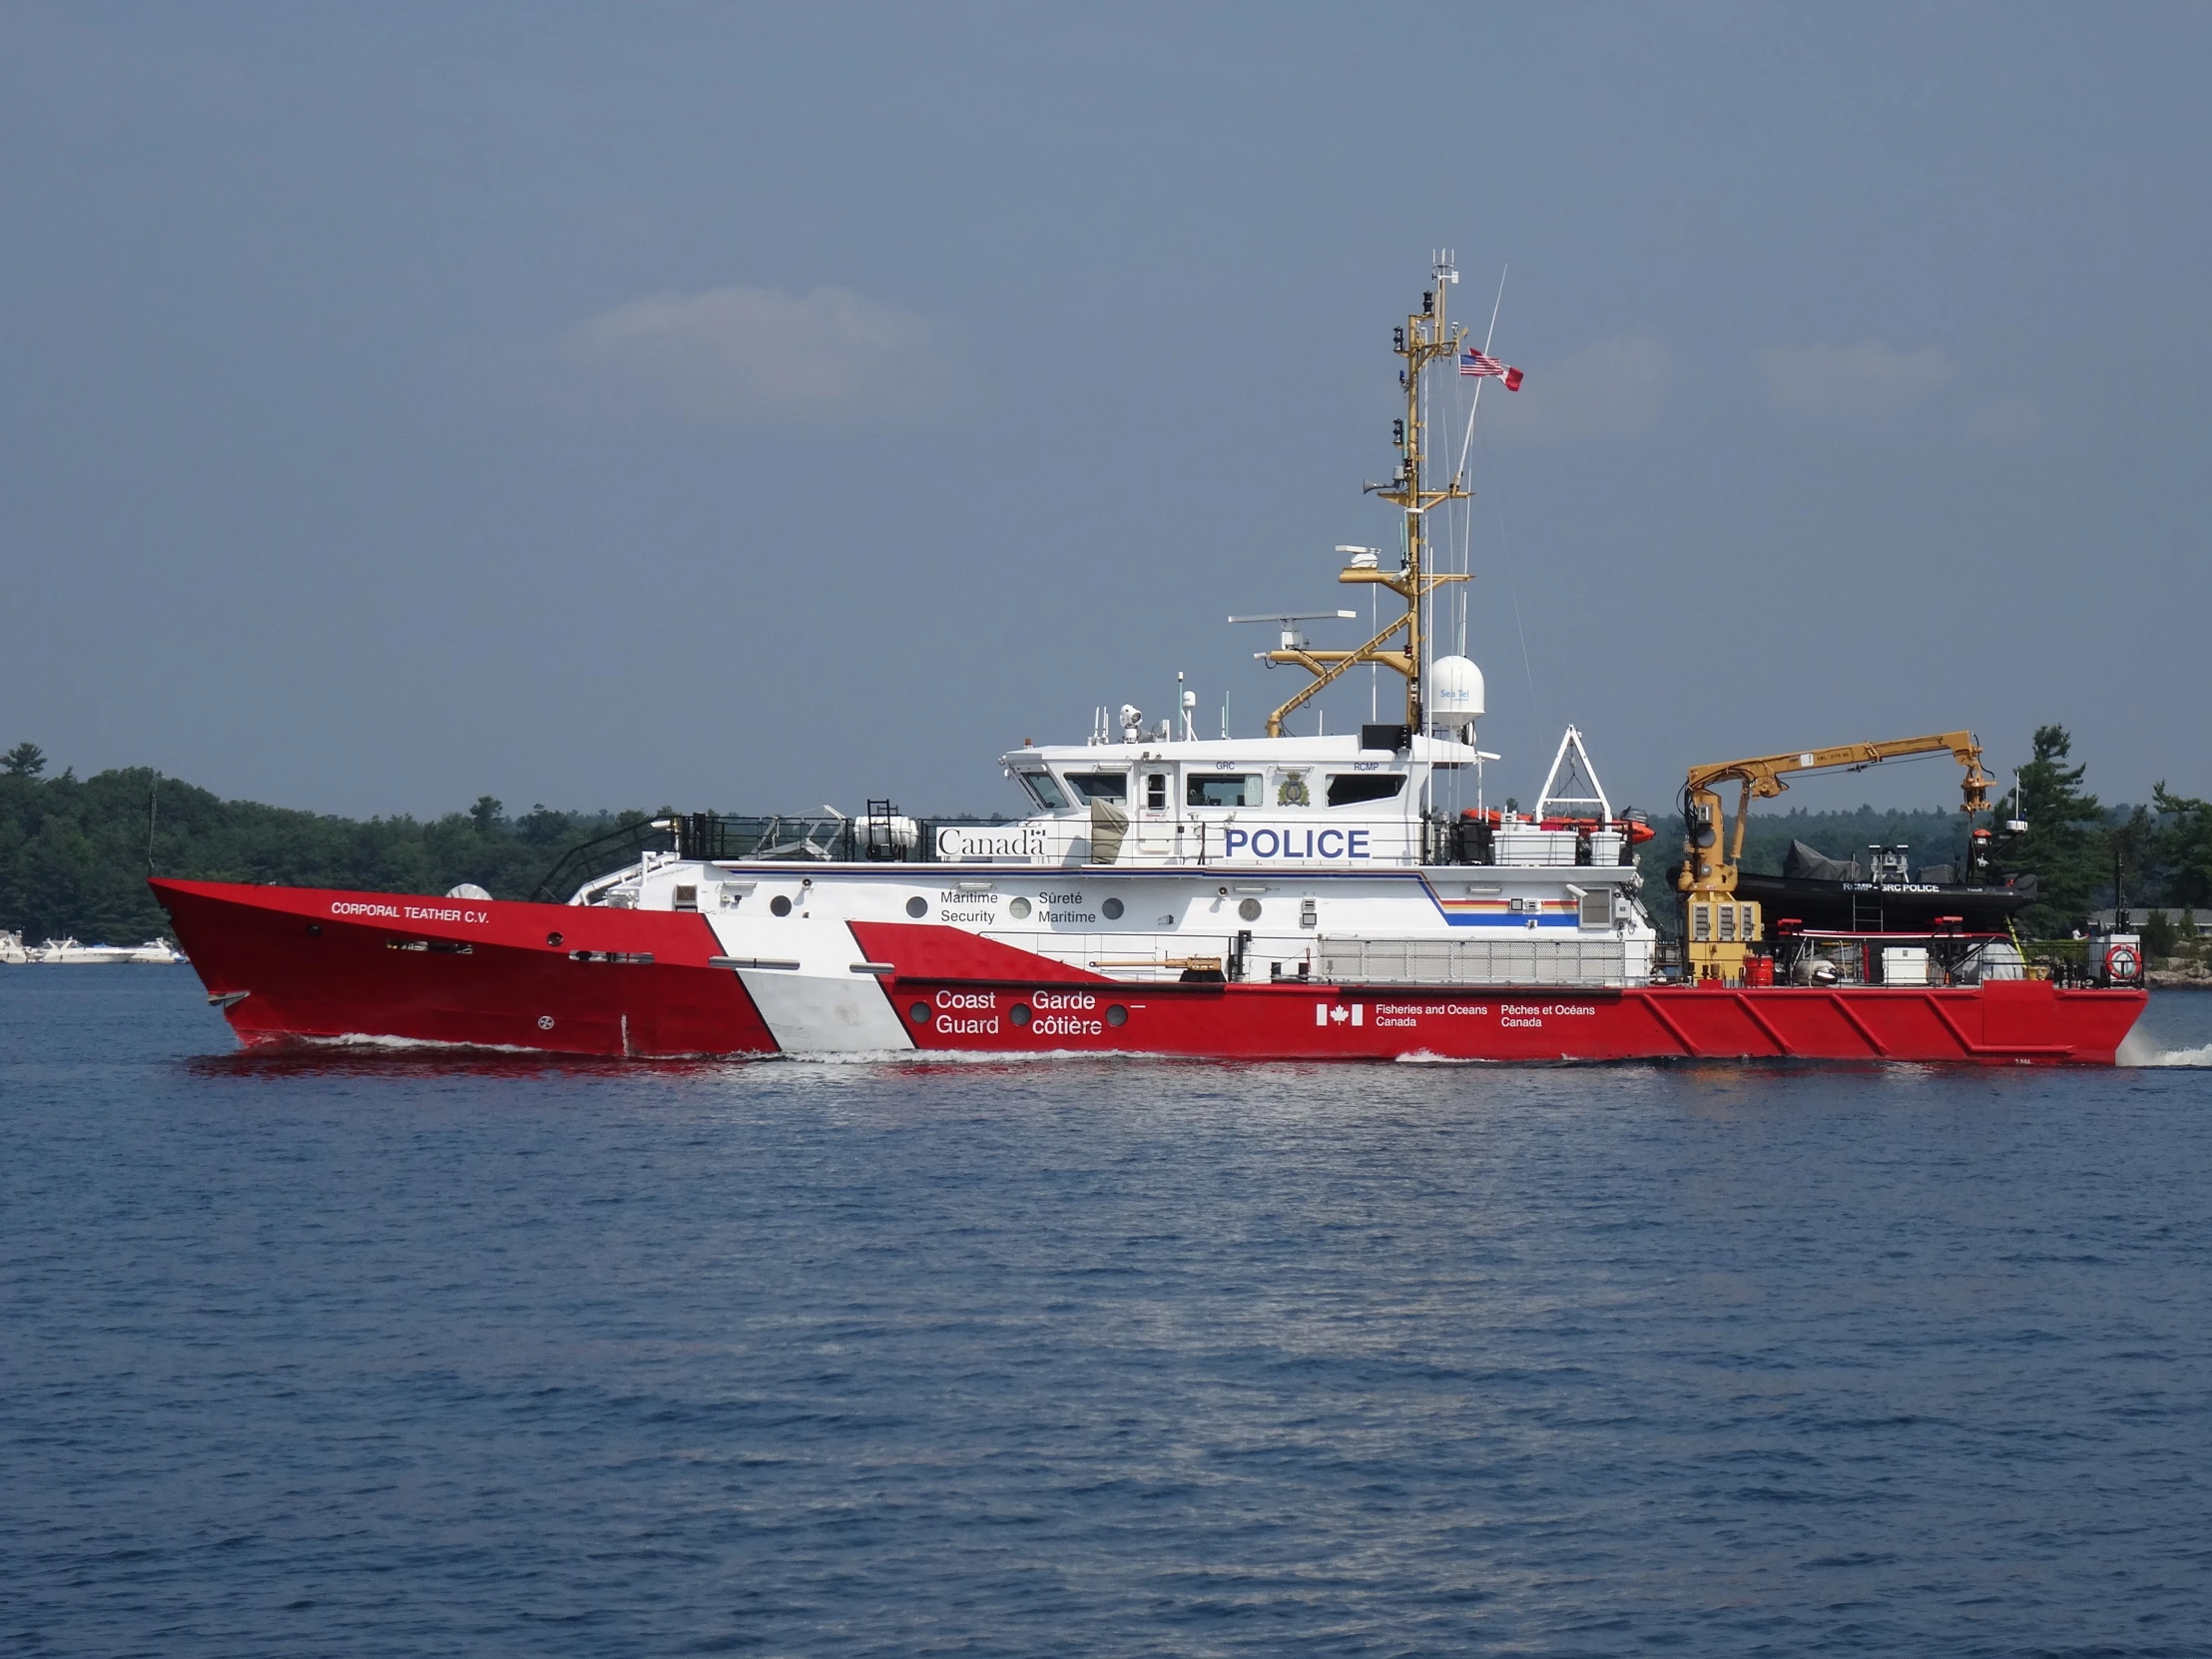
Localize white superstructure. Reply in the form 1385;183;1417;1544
535;255;1661;1054
560;721;1658;1053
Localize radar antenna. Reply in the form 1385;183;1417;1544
1228;610;1359;654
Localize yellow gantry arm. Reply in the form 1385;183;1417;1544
1676;731;1989;982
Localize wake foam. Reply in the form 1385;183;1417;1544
289;1031;545;1056
778;1046;1171;1067
2116;1031;2212;1067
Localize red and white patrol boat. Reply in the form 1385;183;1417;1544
155;258;2146;1065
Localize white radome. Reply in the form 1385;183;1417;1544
1429;655;1484;726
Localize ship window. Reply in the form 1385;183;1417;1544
1187;774;1260;808
1064;771;1127;804
1579;890;1611;929
1015;771;1069;811
1326;774;1405;807
1146;774;1168;811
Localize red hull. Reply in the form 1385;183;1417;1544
847;923;2144;1064
155;881;2146;1065
152;878;779;1058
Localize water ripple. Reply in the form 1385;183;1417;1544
3;972;2210;1655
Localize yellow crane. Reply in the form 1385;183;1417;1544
1677;732;1991;982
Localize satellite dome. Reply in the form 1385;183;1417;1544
446;882;492;900
1429;655;1484;727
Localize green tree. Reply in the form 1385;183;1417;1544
517;804;575;846
3;742;45;779
2006;724;2104;935
2141;907;2182;961
2111;803;2157;914
2152;783;2212;907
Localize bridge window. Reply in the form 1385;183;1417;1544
1064;771;1127;804
1326;774;1405;807
1187;774;1260;808
1015;771;1069;811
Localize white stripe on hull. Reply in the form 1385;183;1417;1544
708;913;914;1054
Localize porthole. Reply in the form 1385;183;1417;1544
1238;897;1263;921
305;923;321;936
909;1002;930;1023
771;895;793;917
1011;1004;1032;1026
1106;1004;1128;1027
905;895;927;918
1008;896;1032;919
1102;896;1125;920
545;931;563;947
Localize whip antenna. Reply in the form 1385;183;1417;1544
1453;265;1507;487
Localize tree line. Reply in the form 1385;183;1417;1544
2003;725;2211;938
3;726;2209;946
0;742;648;946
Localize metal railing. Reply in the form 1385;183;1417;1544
1316;934;1640;988
527;810;1020;902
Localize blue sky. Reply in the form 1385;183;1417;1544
4;3;2206;821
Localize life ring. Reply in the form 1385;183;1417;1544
2104;942;2141;981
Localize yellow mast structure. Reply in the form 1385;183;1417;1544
1677;732;1992;982
1263;254;1472;739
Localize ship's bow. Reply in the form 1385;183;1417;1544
151;878;778;1058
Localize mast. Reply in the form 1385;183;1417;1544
1263;251;1471;738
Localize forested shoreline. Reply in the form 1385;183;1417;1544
0;743;652;946
4;727;2209;948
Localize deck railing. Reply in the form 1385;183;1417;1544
1315;934;1644;989
527;811;1021;902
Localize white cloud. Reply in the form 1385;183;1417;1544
556;283;962;427
1483;336;1669;442
1760;341;1956;417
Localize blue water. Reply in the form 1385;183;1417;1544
4;973;2211;1656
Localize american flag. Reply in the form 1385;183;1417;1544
1459;348;1523;390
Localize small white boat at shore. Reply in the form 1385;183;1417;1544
0;931;188;964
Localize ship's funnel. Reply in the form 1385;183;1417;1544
1429;655;1484;728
